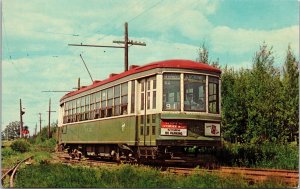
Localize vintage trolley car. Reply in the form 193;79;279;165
58;59;221;162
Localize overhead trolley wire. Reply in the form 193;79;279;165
2;14;24;74
128;0;163;23
96;0;164;42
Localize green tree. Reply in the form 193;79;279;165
282;45;299;142
1;121;21;140
196;42;209;64
245;43;284;143
221;66;252;143
35;121;58;142
196;42;220;68
221;66;239;142
222;43;287;143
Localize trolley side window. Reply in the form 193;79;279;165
101;90;107;118
131;81;135;113
107;88;113;117
89;93;96;119
121;82;128;115
208;76;219;113
152;79;156;109
76;98;80;121
141;81;145;110
114;85;121;116
163;73;181;111
72;100;76;122
85;95;90;120
95;92;100;118
80;97;85;121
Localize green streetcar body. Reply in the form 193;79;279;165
58;59;222;161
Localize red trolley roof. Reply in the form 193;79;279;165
60;59;221;101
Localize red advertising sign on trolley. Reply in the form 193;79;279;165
160;121;187;136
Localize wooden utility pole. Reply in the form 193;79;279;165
78;77;80;90
113;22;146;71
19;99;24;138
39;113;42;133
35;123;37;136
47;98;56;139
124;22;129;71
69;22;146;72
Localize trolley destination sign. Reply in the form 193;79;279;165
160;121;187;136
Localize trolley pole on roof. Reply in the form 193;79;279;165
80;54;94;82
68;22;146;72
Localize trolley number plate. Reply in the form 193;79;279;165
160;121;187;136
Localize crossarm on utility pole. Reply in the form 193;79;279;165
113;40;146;46
68;44;124;48
68;22;146;72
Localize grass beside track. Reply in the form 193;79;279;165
15;163;289;188
1;147;52;168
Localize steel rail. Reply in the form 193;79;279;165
1;156;33;188
167;166;298;187
1;162;20;181
10;156;33;187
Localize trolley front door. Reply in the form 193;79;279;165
138;77;156;146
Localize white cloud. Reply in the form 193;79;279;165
211;25;299;54
135;0;217;36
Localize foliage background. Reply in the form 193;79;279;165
196;43;299;144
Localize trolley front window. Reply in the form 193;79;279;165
163;73;181;111
184;74;206;112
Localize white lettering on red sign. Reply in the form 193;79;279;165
161;121;187;136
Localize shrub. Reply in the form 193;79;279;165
1;147;18;157
34;151;52;165
11;139;31;153
37;138;57;152
214;141;298;170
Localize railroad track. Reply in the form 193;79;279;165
167;166;298;187
56;153;118;167
1;156;33;188
55;152;298;187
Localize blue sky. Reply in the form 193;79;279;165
2;0;299;135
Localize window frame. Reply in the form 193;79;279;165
183;73;206;112
121;82;128;115
208;76;219;114
162;73;181;111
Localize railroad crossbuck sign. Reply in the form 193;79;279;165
205;123;220;136
161;121;187;136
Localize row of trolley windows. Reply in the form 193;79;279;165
63;74;219;123
63;82;131;123
163;73;219;113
